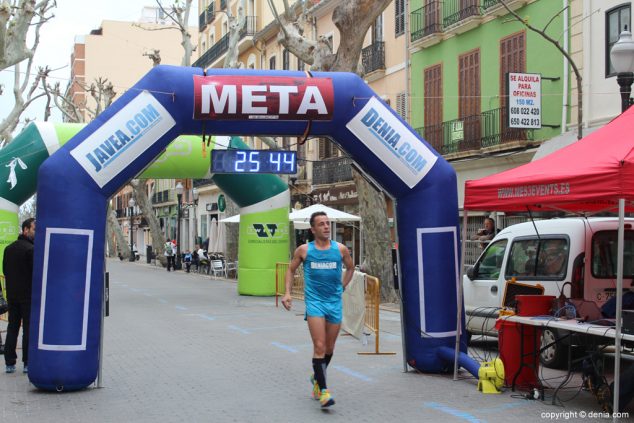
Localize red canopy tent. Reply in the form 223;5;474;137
465;105;634;213
462;107;634;412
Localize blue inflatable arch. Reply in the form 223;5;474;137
30;66;471;390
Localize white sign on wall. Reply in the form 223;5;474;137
507;72;541;129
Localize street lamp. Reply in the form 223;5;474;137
175;181;184;270
192;187;199;247
128;197;135;262
610;28;634;112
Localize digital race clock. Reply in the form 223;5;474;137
211;149;297;174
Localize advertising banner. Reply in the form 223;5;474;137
193;75;334;121
507;72;542;129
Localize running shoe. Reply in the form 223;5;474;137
319;388;335;408
5;365;15;374
309;375;320;400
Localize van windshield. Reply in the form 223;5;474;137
476;239;508;279
591;231;634;278
507;238;568;280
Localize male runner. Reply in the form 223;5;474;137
282;211;354;407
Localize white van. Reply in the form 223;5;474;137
463;217;634;367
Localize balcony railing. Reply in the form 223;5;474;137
193;178;213;188
443;0;482;27
199;12;207;31
483;0;502;8
313;157;353;185
416;107;534;156
410;2;443;42
193;16;257;69
362;42;385;74
151;189;172;204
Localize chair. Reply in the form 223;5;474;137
225;260;238;278
211;259;226;278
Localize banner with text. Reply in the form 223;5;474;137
507;72;541;129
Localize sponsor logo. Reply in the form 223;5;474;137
251;223;279;238
360;108;428;173
71;91;176;188
193;76;334;121
246;222;289;244
310;262;337;269
497;183;571;199
346;97;437;188
84;104;160;172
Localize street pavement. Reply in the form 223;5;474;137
0;258;632;422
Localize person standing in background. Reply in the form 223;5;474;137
3;218;35;374
164;239;175;271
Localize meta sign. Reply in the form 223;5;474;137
193;75;334;121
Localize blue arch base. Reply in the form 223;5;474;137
30;66;476;390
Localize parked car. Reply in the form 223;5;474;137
463;217;634;368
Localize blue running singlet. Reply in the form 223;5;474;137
304;240;343;303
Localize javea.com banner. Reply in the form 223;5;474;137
70;91;176;188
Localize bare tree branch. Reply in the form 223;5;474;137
499;0;583;139
0;0;56;70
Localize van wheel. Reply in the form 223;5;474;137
540;328;566;369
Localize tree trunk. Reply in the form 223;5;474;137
107;203;131;259
270;0;396;302
131;179;168;266
352;171;397;303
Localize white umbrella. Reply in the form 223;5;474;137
289;203;361;225
218;214;240;223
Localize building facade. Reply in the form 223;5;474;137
68;7;198;256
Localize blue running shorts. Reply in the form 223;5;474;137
305;300;342;324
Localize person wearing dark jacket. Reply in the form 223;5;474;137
3;218;35;374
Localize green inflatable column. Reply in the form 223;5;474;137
212;137;290;296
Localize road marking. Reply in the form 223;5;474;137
270;342;298;353
331;365;372;382
228;325;251;334
175;305;188;311
158;299;168;304
196;314;216;321
423;402;482;423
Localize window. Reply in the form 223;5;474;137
318;138;338;159
606;4;631;76
476;239;508;280
283;49;290;70
459;49;481;145
424;64;443;148
395;0;405;36
500;31;526;141
269;56;276;70
506;238;569;280
373;14;383;43
298;59;305;71
592;230;634;278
